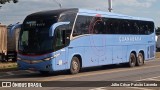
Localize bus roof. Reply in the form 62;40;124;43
78;8;154;22
25;8;154;22
27;8;78;18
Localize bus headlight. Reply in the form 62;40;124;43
44;57;51;61
43;56;54;61
43;53;60;61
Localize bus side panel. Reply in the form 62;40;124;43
89;35;105;66
145;34;155;60
66;47;84;69
98;45;107;66
105;46;113;65
84;47;98;67
66;35;89;69
113;46;123;64
53;48;67;71
107;35;128;64
145;45;155;60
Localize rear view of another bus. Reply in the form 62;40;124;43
7;23;21;61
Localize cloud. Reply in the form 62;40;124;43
113;0;157;8
0;0;109;25
0;0;159;27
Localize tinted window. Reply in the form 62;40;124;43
73;15;93;36
105;18;154;35
59;12;76;25
73;15;154;36
54;24;71;51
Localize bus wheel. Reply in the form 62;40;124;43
70;57;80;74
136;53;144;66
129;53;136;67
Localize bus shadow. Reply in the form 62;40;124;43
0;63;132;79
80;63;129;73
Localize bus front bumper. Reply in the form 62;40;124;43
17;59;53;71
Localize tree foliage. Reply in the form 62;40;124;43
0;0;18;4
156;27;160;35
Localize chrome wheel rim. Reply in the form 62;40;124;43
72;60;78;71
138;55;143;63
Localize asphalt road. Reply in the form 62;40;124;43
0;59;160;90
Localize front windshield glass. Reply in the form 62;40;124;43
19;12;77;54
19;17;57;54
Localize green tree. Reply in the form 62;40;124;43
156;27;160;35
0;0;18;7
0;0;18;4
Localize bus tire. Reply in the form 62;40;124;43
128;53;136;67
136;53;144;66
70;57;80;74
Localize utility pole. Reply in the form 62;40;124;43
53;0;62;8
108;0;112;12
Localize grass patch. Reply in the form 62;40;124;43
0;62;17;71
156;52;160;59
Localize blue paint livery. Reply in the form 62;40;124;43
17;8;155;72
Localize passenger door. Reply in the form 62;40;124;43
53;24;71;70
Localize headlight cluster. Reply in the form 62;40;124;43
43;56;54;61
17;53;61;64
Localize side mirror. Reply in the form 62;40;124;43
49;22;70;37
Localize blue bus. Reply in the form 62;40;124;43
17;8;155;74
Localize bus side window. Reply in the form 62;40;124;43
54;24;70;50
148;22;154;34
55;29;63;47
73;15;92;36
93;20;105;34
105;20;112;34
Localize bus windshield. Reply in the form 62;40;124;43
18;11;77;55
19;17;57;54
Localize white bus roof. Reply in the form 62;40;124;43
78;8;154;22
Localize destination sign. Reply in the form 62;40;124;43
25;21;46;27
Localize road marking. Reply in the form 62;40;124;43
137;76;160;81
6;72;14;75
127;87;153;90
125;75;160;90
41;64;160;81
89;87;107;90
143;78;160;81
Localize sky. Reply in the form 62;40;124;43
0;0;160;27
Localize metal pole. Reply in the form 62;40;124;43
108;0;112;12
53;0;62;8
